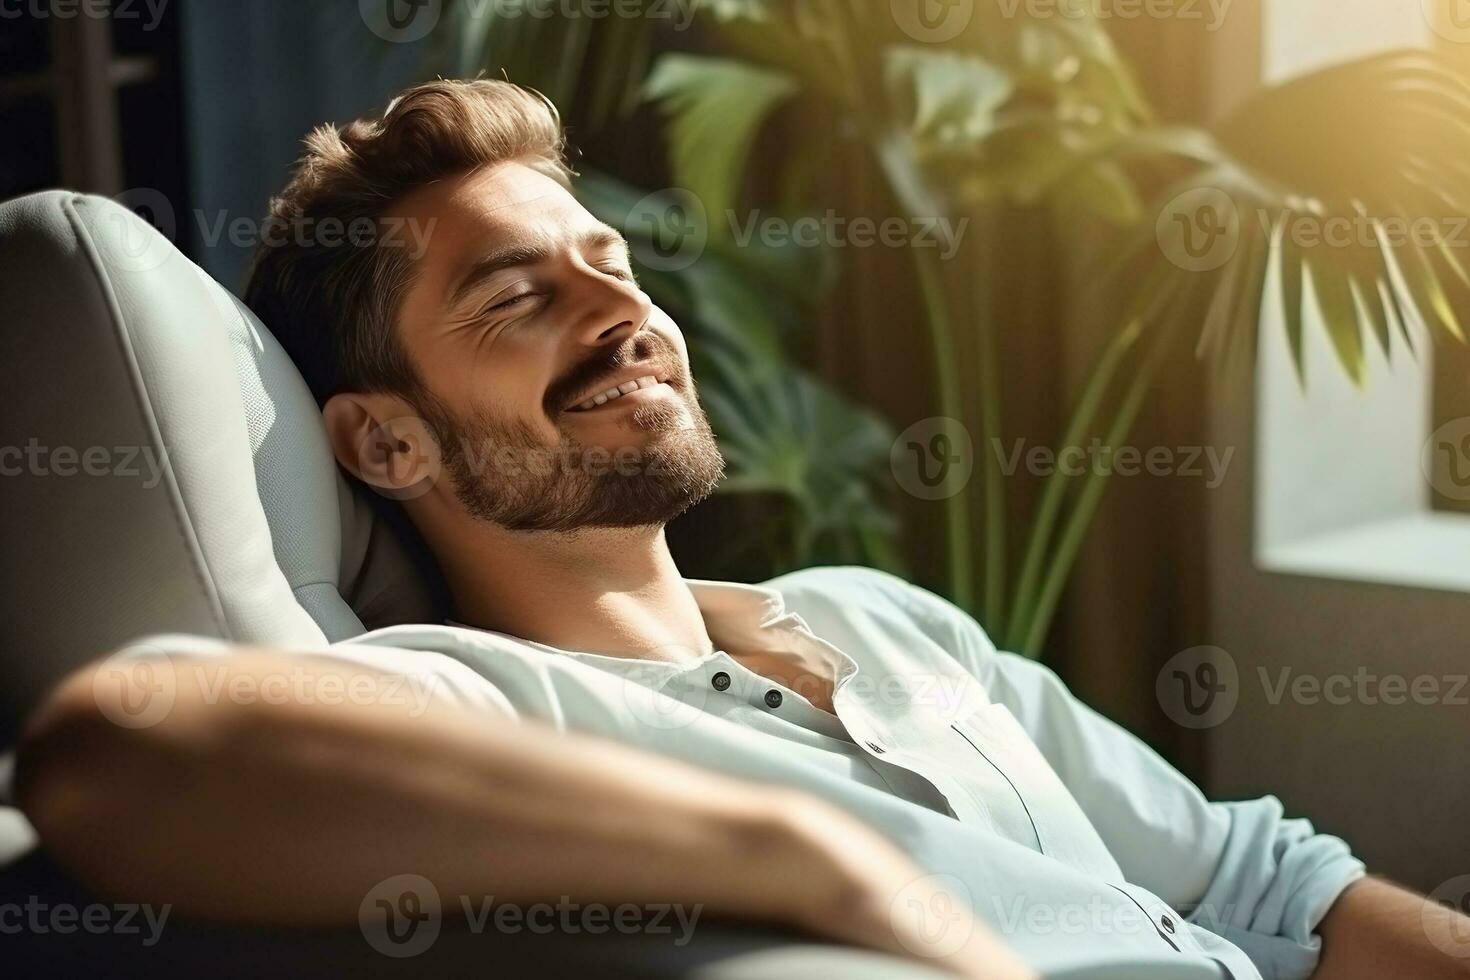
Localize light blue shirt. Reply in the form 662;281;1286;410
102;566;1366;978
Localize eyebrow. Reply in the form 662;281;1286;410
447;224;632;309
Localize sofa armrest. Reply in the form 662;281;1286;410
0;845;947;979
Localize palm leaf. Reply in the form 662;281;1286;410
1106;51;1470;385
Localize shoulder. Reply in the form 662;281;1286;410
765;566;1000;669
766;565;976;632
765;564;920;611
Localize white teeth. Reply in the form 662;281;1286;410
571;375;670;411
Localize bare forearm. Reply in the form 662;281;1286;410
15;649;1033;979
1315;876;1470;980
15;651;835;926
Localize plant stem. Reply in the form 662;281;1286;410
1006;319;1142;650
972;218;1007;636
1018;324;1172;657
914;247;975;610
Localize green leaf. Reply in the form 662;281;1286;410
1350;273;1391;359
1226;218;1271;373
883;46;1014;143
1369;219;1419;352
1310;265;1365;383
643;54;798;234
1278;236;1307;386
1046;160;1134;227
1402;242;1466;341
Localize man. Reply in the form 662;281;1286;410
14;79;1470;979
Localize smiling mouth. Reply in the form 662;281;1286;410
566;373;673;412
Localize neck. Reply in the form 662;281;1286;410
424;515;712;663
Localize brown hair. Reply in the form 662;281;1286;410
244;78;573;405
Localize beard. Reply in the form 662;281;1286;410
414;345;724;533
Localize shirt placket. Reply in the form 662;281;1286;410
822;658;1002;830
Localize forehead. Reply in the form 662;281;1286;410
398;160;589;264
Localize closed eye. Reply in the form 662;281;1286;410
485;291;539;314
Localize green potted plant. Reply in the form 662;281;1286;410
428;0;1470;655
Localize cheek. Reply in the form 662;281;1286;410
463;334;558;412
648;309;692;365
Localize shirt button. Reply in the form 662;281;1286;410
764;689;783;709
865;740;886;755
1160;915;1176;934
711;671;731;692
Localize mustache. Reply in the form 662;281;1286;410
543;331;685;414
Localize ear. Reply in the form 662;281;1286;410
322;392;444;501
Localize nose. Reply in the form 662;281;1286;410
572;274;653;348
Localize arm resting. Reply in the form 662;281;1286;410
1314;875;1470;980
13;646;1031;980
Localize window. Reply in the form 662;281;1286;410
1253;0;1470;590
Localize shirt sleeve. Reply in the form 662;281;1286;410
894;576;1365;980
81;630;523;723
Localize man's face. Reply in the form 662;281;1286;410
385;161;723;531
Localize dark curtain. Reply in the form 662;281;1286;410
178;0;424;291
